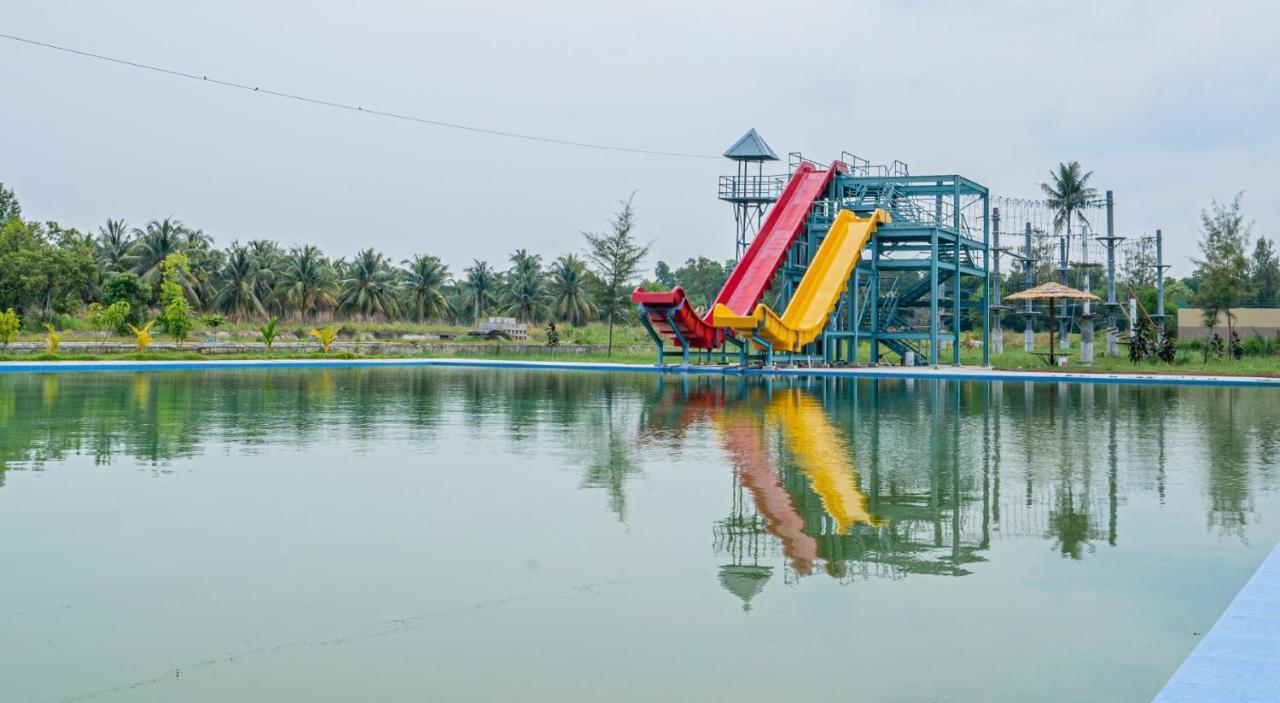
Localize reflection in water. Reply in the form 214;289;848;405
3;369;1279;610
653;375;1280;605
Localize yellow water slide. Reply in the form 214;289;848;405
771;390;881;534
713;209;891;352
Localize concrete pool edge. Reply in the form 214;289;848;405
1153;542;1280;702
1;357;1280;387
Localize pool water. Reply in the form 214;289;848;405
1;368;1277;702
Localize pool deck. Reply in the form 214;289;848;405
1;357;1279;388
1153;543;1280;702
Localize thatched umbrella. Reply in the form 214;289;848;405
1006;282;1100;364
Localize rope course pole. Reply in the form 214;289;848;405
1023;222;1035;353
992;207;1003;355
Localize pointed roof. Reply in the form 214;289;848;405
718;564;772;611
723;128;779;161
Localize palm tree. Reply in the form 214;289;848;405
337;248;400;319
127;218;202;302
1040;162;1099;348
500;248;547;322
402;254;451;322
461;260;498;327
182;229;217;308
127;218;187;285
212;243;266;320
247;239;282;313
95;219;133;275
548;253;596;326
281;245;336;320
1040;161;1098;237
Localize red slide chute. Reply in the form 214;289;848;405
632;160;847;349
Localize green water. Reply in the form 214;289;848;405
1;369;1278;702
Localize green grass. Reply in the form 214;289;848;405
7;320;654;347
5;328;1279;377
0;347;659;365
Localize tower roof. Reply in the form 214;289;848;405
723;128;779;161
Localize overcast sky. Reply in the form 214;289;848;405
4;0;1278;277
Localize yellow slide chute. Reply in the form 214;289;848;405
713;209;890;352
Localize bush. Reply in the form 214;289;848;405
129;320;155;352
0;308;19;347
101;273;151;327
44;324;60;354
308;325;339;353
259;316;280;352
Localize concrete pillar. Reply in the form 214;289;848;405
1058;236;1070;349
1155;228;1167;342
1023;222;1034;352
992;207;1003;356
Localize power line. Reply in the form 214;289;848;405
0;32;720;160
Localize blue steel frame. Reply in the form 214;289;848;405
640;155;991;369
728;163;990;369
636;303;745;368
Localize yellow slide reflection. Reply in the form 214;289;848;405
772;390;880;534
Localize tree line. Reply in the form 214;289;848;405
4;166;1275;352
0;185;657;352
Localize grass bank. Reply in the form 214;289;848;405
3;331;1279;379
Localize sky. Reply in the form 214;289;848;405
3;0;1278;278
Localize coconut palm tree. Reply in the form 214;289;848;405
212;243;267;320
280;245;336;320
127;218;187;285
401;254;451;322
127;218;203;302
547;254;596;326
247;239;282;313
460;260;498;327
182;229;218;308
95;219;133;275
500;248;547;322
337;248;400;319
1040;161;1098;237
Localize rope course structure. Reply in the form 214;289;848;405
991;193;1167;360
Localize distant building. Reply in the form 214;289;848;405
477;316;528;341
1178;308;1280;339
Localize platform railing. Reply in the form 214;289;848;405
787;151;823;174
717;174;787;202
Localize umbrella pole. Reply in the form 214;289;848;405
1048;297;1056;366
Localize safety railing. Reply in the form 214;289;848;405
718;174;787;202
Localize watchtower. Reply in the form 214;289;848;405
719;129;781;259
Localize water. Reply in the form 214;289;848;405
1;368;1278;702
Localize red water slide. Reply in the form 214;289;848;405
631;160;847;349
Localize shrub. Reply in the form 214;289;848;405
1128;322;1152;364
0;308;19;347
101;273;150;328
200;313;225;330
309;325;339;353
259;316;280;353
129;320;156;352
44;324;61;354
162;296;194;346
87;301;131;342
